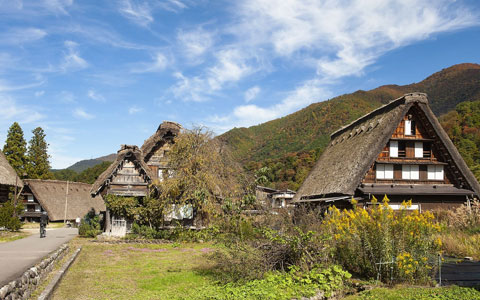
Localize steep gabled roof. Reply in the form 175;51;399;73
90;145;156;196
25;179;105;221
294;92;480;202
0;151;23;187
141;121;182;162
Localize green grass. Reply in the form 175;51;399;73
52;242;345;300
0;231;30;243
344;286;480;300
52;242;219;300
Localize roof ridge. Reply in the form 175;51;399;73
330;92;427;139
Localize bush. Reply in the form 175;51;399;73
197;265;351;300
324;196;441;284
0;199;23;231
78;209;101;237
445;200;480;232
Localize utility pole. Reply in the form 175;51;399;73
64;181;69;223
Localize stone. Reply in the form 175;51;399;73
0;286;9;298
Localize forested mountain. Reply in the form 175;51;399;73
65;153;116;173
219;63;480;190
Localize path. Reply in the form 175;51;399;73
0;228;77;286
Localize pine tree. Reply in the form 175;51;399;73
27;127;54;179
2;122;27;176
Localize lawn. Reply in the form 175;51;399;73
52;241;220;300
344;285;480;300
0;230;30;242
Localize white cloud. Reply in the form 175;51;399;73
131;52;168;73
59;91;75;103
177;28;214;62
128;106;143;114
209;79;330;130
0;94;44;125
0;28;47;45
43;0;74;15
73;108;94;120
35;90;45;97
61;40;88;72
119;0;154;27
244;86;260;102
0;79;45;92
235;0;478;79
87;89;106;102
170;49;254;102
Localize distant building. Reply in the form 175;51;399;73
256;185;296;209
294;93;480;210
21;179;105;222
0;151;23;203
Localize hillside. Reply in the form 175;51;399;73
66;153;116;172
219;63;480;190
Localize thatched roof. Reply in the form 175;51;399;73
25;179;105;221
294;92;480;202
141;121;181;162
0;151;23;187
90;145;156;196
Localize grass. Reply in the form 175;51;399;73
344;285;480;300
22;222;67;229
52;241;218;300
51;240;341;300
441;232;480;260
0;230;30;243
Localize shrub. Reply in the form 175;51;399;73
0;198;23;231
78;209;101;237
324;196;441;284
197;265;351;300
446;200;480;232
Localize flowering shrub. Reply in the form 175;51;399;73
323;195;441;283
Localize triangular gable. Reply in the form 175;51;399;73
90;145;156;196
141;121;181;163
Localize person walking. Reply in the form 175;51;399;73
40;212;48;238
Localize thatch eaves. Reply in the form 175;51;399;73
294;92;480;202
25;179;105;221
141;121;181;162
90;145;156;196
0;151;23;187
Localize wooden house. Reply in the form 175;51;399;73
293;93;480;210
91;145;156;236
0;151;23;203
21;179;105;223
256;186;296;209
141;121;181;181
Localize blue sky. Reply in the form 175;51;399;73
1;0;480;169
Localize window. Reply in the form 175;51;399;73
405;120;416;136
402;165;419;180
27;195;34;202
414;142;423;158
376;164;394;179
423;142;432;158
428;165;444;180
157;169;164;182
390;141;398;157
398;141;406;157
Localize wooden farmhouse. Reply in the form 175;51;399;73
0;151;23;203
21;179;105;223
293;93;480;210
141;121;181;181
255;185;296;209
91;121;182;236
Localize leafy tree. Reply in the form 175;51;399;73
2;122;27;176
26;127;54;179
155;127;250;226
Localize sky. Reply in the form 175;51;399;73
1;0;480;169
